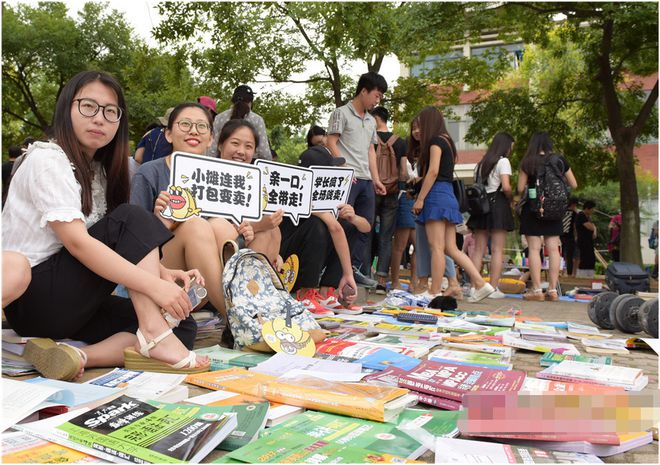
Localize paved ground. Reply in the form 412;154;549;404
4;291;658;463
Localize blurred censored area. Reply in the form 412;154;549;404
459;392;660;435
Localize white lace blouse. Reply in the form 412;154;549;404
2;141;107;267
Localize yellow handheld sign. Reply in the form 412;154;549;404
278;254;299;293
261;317;316;357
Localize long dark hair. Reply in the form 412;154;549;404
479;132;514;181
218;119;260;148
52;70;129;215
167;102;214;129
520;131;554;176
407;106;457;177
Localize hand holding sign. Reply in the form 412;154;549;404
309;166;354;217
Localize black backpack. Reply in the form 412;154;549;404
530;154;568;221
465;163;492;215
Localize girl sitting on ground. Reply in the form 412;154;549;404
130;102;255;323
410;106;494;301
2;71;209;380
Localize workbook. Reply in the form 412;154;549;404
1;431;103;463
86;368;188;403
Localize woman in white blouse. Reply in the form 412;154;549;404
2;71;209;380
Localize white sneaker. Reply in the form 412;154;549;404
467;283;495;303
488;289;506;299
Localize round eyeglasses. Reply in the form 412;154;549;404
73;98;123;123
176;120;210;134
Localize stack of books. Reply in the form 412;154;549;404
536;360;648;391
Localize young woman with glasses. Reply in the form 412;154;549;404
130;102;255;333
2;71;210;380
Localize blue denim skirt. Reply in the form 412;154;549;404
415;181;463;225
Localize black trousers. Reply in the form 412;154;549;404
5;204;197;349
560;234;576;275
279;216;343;291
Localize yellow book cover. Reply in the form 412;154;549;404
186;368;410;422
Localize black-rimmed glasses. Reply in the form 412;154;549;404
73;98;123;123
176;120;210;134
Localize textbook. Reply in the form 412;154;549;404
539;352;612;367
193;345;271;370
354;348;422;371
396;408;461;449
2;378;122;432
428;348;512;370
249;352;361;378
500;431;654;457
52;395;237;463
224;428;420;464
1;431;103;463
520;377;625;394
262;410;428;459
362;365;410;387
86;369;188;403
434;437;604;463
536;361;647;390
315;337;424;360
398;360;526;402
415;391;463;411
151;400;268;452
186;367;414;422
502;332;581;355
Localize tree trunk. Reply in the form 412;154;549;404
616;136;643;265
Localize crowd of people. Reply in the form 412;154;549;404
1;68;623;381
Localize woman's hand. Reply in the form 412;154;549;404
236;221;255;244
412;199;424;215
151;278;192;321
337;204;356;223
160;265;205;291
265;210;284;229
154;191;175;229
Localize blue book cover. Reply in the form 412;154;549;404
355;348;422;371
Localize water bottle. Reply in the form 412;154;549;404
528;187;537;199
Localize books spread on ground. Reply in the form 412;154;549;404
2;353;37;376
20;395;238;464
362;365;410;387
249;352;362;379
502;332;581;355
398;360;526;402
581;338;630;355
415;391;463;411
85;369;188;403
536;360;648;390
1;378;122;432
261;410;428;459
428;348;512;370
186;368;415;422
193;345;271;371
499;431;654;457
396;408;461;449
186;387;301;429
1;430;105;463
434;437;604;463
354;348;422;371
151;400;268;452
224;428;419;464
539;352;612;367
315;337;427;360
519;377;625;394
464;313;516;327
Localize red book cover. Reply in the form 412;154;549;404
362;366;409;387
415;392;462;411
398;360;526;401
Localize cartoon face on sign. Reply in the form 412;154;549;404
261;318;315;357
161;185;202;221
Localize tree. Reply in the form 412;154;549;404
504;2;658;265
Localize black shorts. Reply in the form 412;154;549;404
5;204;197;348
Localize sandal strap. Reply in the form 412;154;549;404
170;351;197;369
57;342;87;367
136;328;174;357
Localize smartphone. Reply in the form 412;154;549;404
342;284;356;298
186;276;208;310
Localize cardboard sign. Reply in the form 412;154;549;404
309;166;354;217
278;254;299;293
254;160;313;225
167;152;262;223
261;318;316;357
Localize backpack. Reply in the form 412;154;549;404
376;134;399;194
222;243;320;351
649;224;658;250
529;154;569;221
465;163;492;215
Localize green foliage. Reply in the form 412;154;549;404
274;133;307;166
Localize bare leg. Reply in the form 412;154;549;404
489;230;507;289
2;251;31;307
390;228;410;289
208;217;240;251
445;223;486;289
424;220;447;295
544;235;561;291
471;230;489;274
526;235;544;291
161;217;227;320
249;228;281;265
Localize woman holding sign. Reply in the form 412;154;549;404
2;71;209;380
216;119;284;268
410;107;494;301
131;102;255;322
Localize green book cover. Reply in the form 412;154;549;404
150;401;269;451
56;395;236;464
428;349;511;369
224;429;412;463
539;352;612;367
260;410;426;459
195;345;271;370
396;408;462;449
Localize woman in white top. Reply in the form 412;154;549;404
2;71;209;380
466;132;515;299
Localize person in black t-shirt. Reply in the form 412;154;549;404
560;197;579;276
575;200;597;278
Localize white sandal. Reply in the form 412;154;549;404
123;328;208;374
